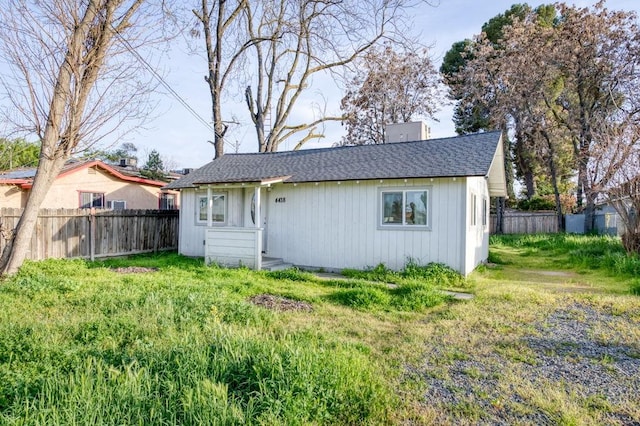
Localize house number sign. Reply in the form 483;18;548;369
275;197;286;203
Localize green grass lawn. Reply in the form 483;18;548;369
0;235;638;425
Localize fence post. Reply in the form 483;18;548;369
89;208;96;261
153;212;160;253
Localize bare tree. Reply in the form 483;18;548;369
246;0;423;152
0;0;167;275
339;43;443;146
452;2;640;235
192;0;247;158
471;12;573;228
598;119;640;253
194;0;430;155
551;2;640;231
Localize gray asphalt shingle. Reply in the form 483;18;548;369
165;131;502;189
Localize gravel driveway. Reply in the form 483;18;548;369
411;302;640;425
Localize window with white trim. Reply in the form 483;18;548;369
482;197;488;227
80;192;104;209
160;193;177;210
197;193;226;224
106;200;126;210
380;189;429;227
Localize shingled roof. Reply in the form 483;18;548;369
166;131;503;189
0;159;168;188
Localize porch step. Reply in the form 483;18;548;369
261;257;293;271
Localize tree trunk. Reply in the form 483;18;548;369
584;191;597;233
0;156;66;275
501;129;516;201
523;172;536;200
213;120;225;159
542;130;564;231
576;155;587;210
513;131;536;199
495;197;505;234
548;155;564;232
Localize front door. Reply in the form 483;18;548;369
247;188;268;253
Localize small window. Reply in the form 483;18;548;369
80;192;104;209
160;193;177;210
381;189;429;228
482;197;488;227
197;193;226;224
106;200;126;210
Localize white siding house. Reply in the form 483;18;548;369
166;131;507;276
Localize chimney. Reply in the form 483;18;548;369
384;121;430;143
119;157;137;168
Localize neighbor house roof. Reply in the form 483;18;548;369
0;159;168;189
166;131;507;196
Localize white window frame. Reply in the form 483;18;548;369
159;193;177;210
378;187;431;230
106;200;126;210
79;192;104;209
196;192;227;225
482;196;488;228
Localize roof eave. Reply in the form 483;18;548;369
58;160;168;187
0;179;31;187
191;175;291;188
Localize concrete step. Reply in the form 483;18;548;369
264;262;294;271
261;257;293;271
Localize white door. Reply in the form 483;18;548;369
247;188;268;253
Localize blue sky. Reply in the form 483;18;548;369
6;1;640;169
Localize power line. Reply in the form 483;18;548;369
112;28;215;133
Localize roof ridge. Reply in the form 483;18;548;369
222;130;502;157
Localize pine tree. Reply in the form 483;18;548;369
141;150;166;181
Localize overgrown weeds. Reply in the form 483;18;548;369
0;253;425;424
490;234;640;294
342;259;466;289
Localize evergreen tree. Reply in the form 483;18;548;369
141;150;166;181
0;138;40;170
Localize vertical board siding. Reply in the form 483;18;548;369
266;179;466;272
178;189;198;256
464;177;490;275
0;208;178;260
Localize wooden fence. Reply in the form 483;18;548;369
490;211;559;234
0;208;179;261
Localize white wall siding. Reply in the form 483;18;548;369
178;178;487;275
178;189;203;256
205;228;262;268
463;177;490;275
178;187;245;257
266;178;466;272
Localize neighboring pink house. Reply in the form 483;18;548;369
0;159;178;210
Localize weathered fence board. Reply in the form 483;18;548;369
0;208;178;261
490;212;559;234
